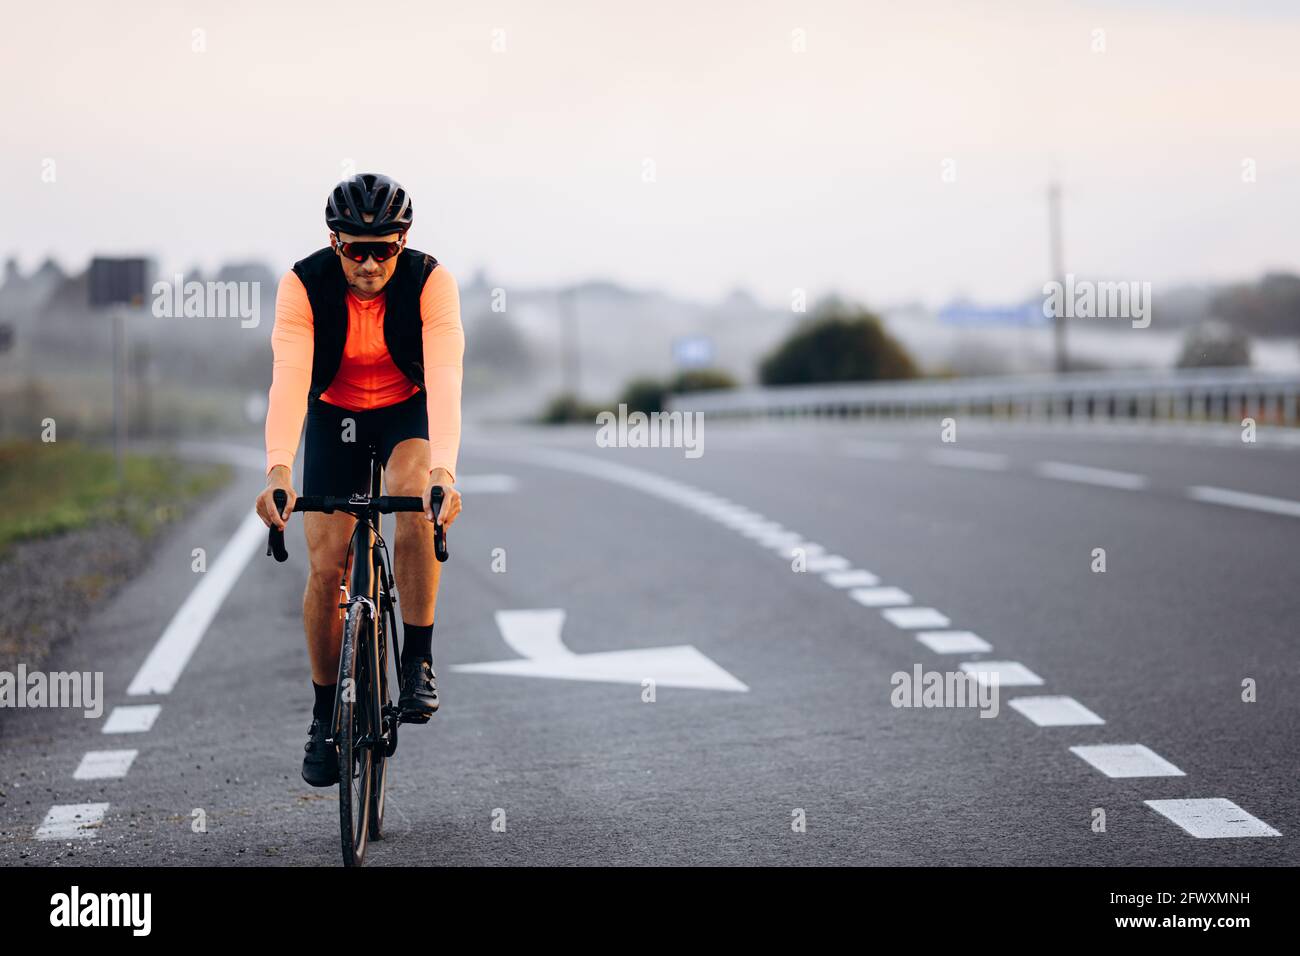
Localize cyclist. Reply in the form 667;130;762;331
253;173;464;787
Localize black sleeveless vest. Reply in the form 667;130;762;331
291;246;439;402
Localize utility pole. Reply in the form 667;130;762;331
113;308;127;483
1047;180;1068;373
559;287;580;400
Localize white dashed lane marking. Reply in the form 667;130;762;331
1070;744;1185;778
479;444;1279;839
102;705;162;734
823;569;881;588
73;749;139;780
848;587;912;608
1145;798;1282;838
882;607;951;629
1009;695;1105;726
35;803;110;840
916;630;992;654
927;449;1009;471
803;554;850;572
1035;461;1149;491
960;661;1044;687
839;440;904;460
1186;485;1300;519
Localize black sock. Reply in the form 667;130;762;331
312;681;336;723
404;622;433;665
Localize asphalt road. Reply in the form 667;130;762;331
1;420;1296;865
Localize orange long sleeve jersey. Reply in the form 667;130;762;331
264;265;465;481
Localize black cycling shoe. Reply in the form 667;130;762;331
302;718;339;787
398;657;439;722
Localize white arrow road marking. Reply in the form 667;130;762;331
128;510;266;696
453;609;748;692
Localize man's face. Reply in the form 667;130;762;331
332;229;404;296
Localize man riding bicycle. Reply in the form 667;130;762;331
253;173;464;788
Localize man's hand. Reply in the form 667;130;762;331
424;467;461;528
256;465;298;530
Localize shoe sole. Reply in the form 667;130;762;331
398;702;437;723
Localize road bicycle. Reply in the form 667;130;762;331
266;442;448;866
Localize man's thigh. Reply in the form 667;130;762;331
384;438;431;497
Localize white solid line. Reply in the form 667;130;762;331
127;510;266;696
882;607;951;629
823;569;881;588
102;705;162;734
35;803;111;840
1145;798;1282;838
1008;696;1105;727
1070;744;1184;778
916;630;992;654
73;749;139;780
1036;461;1149;490
959;661;1044;687
849;587;912;608
1187;485;1300;519
927;449;1009;471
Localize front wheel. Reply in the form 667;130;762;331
337;602;374;867
369;590;396;840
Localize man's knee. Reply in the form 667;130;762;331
307;553;347;589
385;438;430;498
385;463;427;498
304;515;353;588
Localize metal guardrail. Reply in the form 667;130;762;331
666;367;1300;425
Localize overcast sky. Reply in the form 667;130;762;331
6;0;1299;308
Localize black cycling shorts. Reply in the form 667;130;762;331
302;392;428;497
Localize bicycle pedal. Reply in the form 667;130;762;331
399;710;432;725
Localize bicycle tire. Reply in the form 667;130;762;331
369;578;394;840
337;601;373;867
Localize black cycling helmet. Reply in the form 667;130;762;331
325;173;414;235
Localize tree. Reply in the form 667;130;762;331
1176;320;1251;369
759;303;917;385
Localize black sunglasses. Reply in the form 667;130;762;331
334;236;404;263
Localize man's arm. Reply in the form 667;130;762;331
419;265;465;485
265;271;315;476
